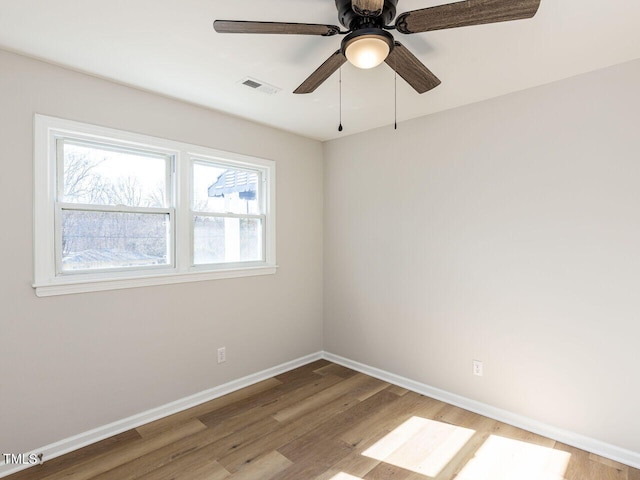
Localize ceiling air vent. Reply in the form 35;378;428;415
239;77;281;95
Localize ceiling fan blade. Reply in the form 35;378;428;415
214;20;340;36
352;0;385;17
395;0;541;34
294;50;347;94
385;42;441;94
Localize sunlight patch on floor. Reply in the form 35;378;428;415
362;416;476;477
457;434;571;480
328;473;363;480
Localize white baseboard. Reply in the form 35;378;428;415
3;350;638;478
322;351;640;469
0;352;322;478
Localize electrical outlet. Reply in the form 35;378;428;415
217;347;226;364
473;360;483;377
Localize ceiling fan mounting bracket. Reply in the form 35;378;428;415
335;0;398;30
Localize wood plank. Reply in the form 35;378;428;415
556;443;627;480
226;450;292;480
359;413;482;479
4;430;142;480
386;385;410;396
136;378;282;438
197;372;326;427
40;419;208;480
274;439;354;480
364;463;414;479
278;390;401;463
353;377;391;402
314;453;381;480
133;444;230;480
434;403;500;430
453;433;571;480
273;373;383;423
218;375;391;473
589;452;631;471
203;374;344;436
275;360;330;383
218;393;362;473
491;421;556;448
440;431;491;479
326;394;446;479
340;392;441;448
314;363;359;378
95;412;282;480
90;420;227;480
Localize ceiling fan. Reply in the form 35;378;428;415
214;0;541;95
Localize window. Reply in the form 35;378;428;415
192;161;264;266
58;140;173;273
34;115;276;296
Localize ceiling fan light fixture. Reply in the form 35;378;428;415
342;29;394;69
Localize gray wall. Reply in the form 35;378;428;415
3;44;640;459
0;49;324;453
323;59;640;453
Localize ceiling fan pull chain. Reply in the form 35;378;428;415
338;67;344;132
394;58;398;130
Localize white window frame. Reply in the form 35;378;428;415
54;137;176;276
33;114;277;297
190;159;267;270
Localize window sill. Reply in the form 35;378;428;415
33;265;278;297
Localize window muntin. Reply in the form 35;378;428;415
34;114;277;296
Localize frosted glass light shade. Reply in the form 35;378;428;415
345;36;390;69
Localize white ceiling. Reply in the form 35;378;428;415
1;1;639;141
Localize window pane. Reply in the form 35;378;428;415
62;141;168;208
193;216;263;265
61;210;170;271
193;162;260;215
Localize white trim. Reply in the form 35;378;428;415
33;114;277;296
34;265;278;297
321;352;640;469
0;352;322;478
3;351;637;478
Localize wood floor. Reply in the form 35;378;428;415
7;360;639;480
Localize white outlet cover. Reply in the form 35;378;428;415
473;360;483;377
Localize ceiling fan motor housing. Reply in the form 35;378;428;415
335;0;398;29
